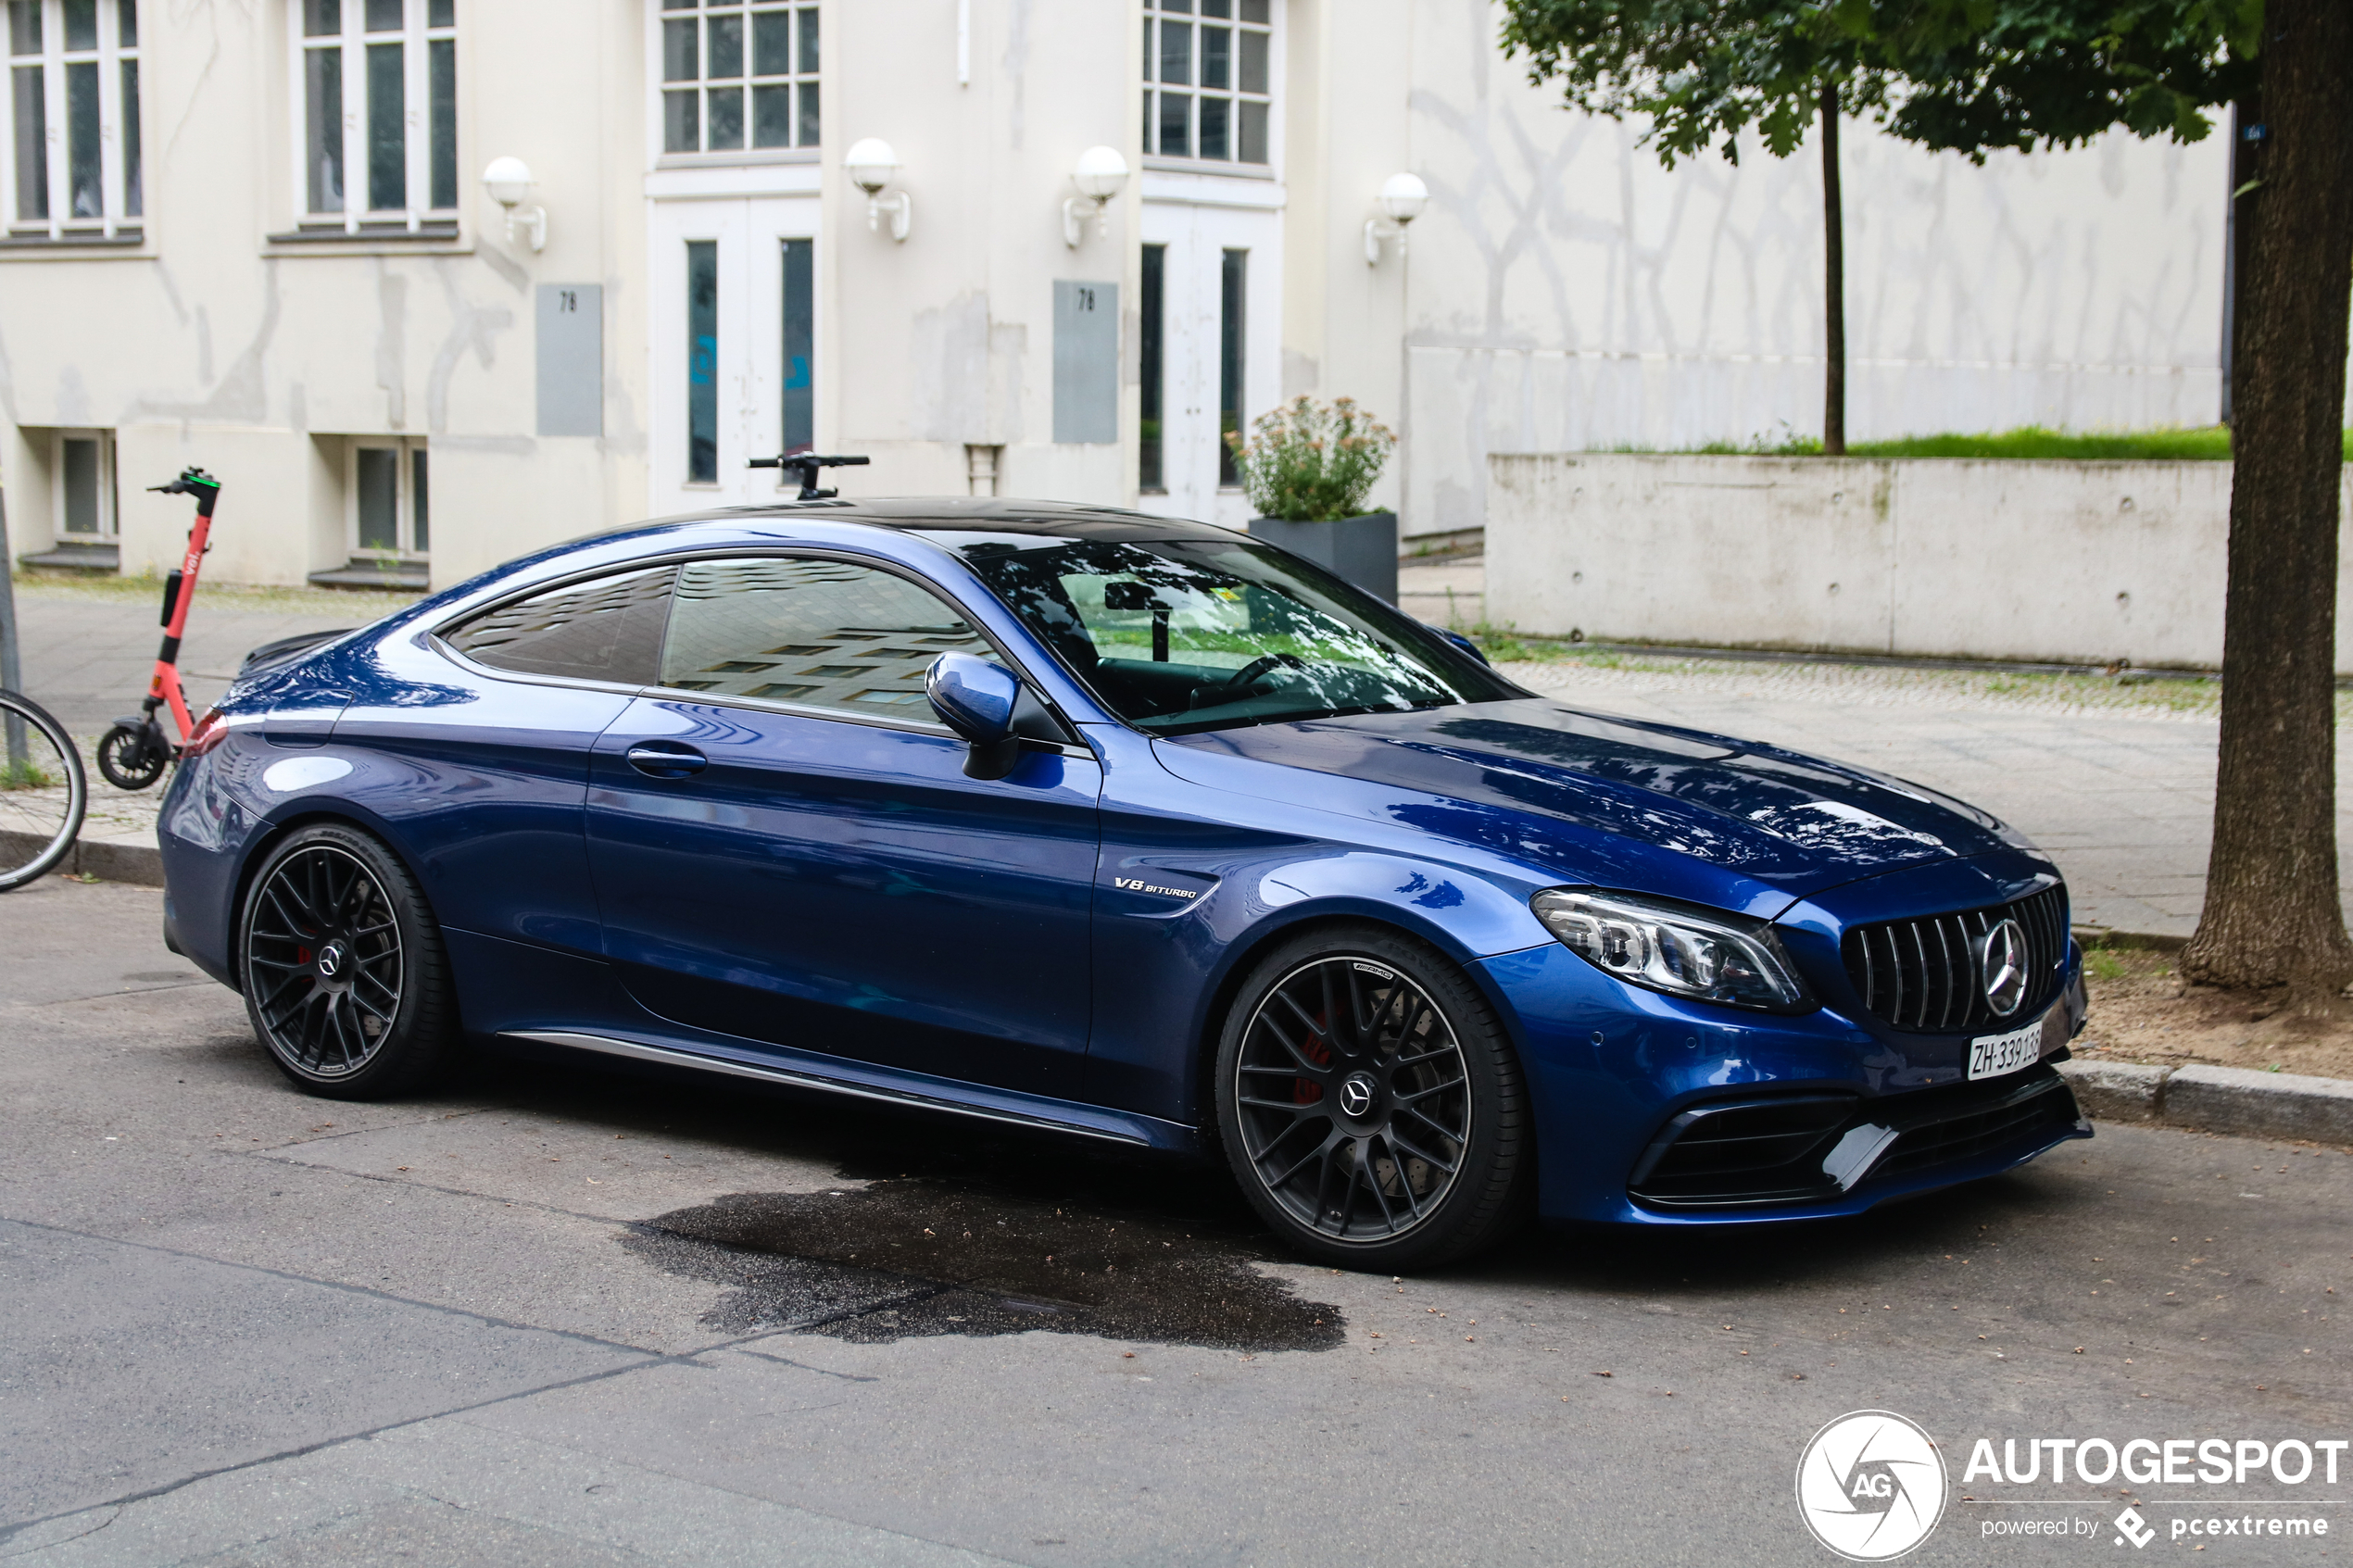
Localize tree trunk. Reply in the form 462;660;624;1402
2181;0;2353;996
1820;82;1846;458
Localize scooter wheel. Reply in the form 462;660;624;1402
97;721;170;791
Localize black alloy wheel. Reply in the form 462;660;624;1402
240;822;454;1098
1215;925;1529;1271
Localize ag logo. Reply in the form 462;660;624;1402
1795;1411;1947;1561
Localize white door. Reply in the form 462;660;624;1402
1138;199;1281;528
648;196;821;512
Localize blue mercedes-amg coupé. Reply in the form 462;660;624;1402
157;498;2090;1268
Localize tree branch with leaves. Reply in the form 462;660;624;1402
1499;0;1882;452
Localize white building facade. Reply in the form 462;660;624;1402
1;0;2236;591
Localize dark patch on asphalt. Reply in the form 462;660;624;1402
623;1177;1345;1351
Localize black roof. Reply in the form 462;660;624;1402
662;495;1246;543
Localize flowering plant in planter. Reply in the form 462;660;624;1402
1226;396;1397;521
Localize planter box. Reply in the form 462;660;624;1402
1485;453;2353;671
1246;511;1398;604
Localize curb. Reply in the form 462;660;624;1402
2071;926;2187;953
73;835;165;888
2057;1060;2353;1148
0;829;165;889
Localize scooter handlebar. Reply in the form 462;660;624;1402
148;466;222;517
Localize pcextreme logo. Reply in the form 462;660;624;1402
1796;1411;1950;1561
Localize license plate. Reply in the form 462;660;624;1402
1968;1012;2048;1081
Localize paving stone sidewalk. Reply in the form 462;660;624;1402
6;583;373;740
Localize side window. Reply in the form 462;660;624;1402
659;557;996;719
444;565;675;684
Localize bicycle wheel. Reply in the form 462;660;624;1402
0;690;88;891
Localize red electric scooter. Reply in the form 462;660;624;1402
97;467;222;791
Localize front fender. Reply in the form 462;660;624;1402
1082;723;1558;1124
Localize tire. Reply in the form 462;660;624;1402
96;720;170;791
0;690;88;892
239;822;456;1099
1214;922;1529;1272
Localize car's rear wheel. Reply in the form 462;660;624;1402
1214;924;1529;1271
240;822;455;1099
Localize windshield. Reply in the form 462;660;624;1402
951;535;1521;735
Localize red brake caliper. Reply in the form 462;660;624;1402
1293;1011;1330;1105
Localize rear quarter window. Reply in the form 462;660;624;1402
443;566;676;685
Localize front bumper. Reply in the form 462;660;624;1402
1478;935;2091;1229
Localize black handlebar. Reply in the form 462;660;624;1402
749;452;870;501
148;466;222;518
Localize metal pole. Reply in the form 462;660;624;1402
0;479;28;772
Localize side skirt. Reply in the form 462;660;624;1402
500;1029;1159;1148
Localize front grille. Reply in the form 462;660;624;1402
1841;884;2070;1035
1629;1065;2086;1210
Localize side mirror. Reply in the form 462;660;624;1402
925;652;1037;780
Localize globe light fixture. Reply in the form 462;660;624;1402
481;156;546;252
844;138;912;242
1364;170;1429;265
1063;145;1131;247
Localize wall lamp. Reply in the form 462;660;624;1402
481;156;547;252
1063;145;1130;247
1364;171;1428;265
844;138;912;242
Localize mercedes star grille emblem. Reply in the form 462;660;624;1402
1978;919;2029;1017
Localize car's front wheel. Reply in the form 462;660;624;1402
239;822;455;1099
1214;924;1529;1271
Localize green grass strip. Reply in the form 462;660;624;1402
1607;425;2353;462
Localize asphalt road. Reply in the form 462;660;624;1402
2;878;2347;1567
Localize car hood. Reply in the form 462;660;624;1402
1153;698;2026;909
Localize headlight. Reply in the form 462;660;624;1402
1530;887;1813;1012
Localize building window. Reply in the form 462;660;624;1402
1141;0;1268;166
350;436;429;557
1218;247;1245;486
782;236;813;454
294;0;457;232
686;238;718;483
6;0;141;240
53;428;115;534
661;0;818;157
1139;243;1164;492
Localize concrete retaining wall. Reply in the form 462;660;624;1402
1485;453;2353;671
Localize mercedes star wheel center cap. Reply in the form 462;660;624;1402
1978;919;2028;1016
1339;1073;1377;1118
317;943;344;979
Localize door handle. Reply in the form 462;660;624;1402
625;743;708;779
